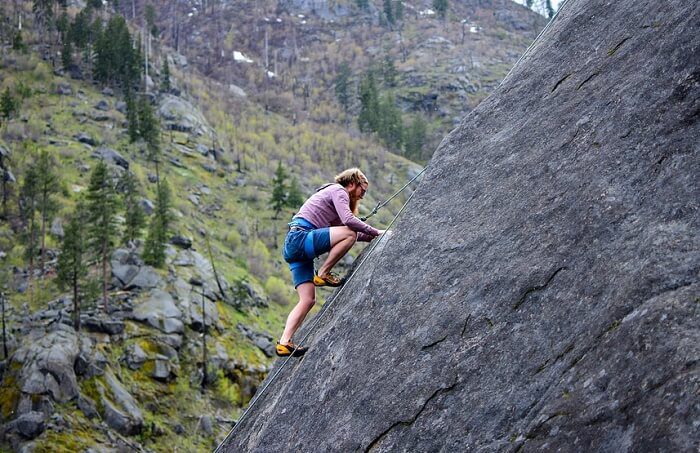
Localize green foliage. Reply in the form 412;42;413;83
433;0;448;18
57;200;88;330
121;172;146;244
383;0;395;26
32;0;55;31
20;160;40;268
404;114;428;161
334;62;352;113
145;4;158;37
270;161;287;218
358;70;380;133
377;93;403;150
138;98;160;158
160;58;171;93
355;0;369;9
86;160;120;305
94;15;140;89
61;39;73;70
286;176;304;209
394;1;404;21
546;0;555;18
11;31;27;53
383;55;398;88
0;88;17;121
35;150;60;271
143;179;172;267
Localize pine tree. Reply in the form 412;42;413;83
334;63;352;113
383;55;397;87
394;1;404;21
57;200;88;331
433;0;448;19
121;172;145;244
36;150;59;276
270;161;287;219
383;0;394;26
358;70;380;133
404;114;427;161
377;93;404;150
126;94;140;142
160;58;171;93
86;161;119;310
355;0;369;9
143;179;171;267
0;88;16;122
20;164;40;282
145;4;158;37
286;176;304;209
61;38;73;70
138;97;161;180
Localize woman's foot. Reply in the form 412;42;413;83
276;341;308;357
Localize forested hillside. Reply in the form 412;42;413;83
0;1;544;451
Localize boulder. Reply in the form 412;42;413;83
157;94;213;137
91;147;129;170
170;235;192;249
77;394;100;419
56;83;72;96
74;133;97;146
12;326;80;404
220;0;700;451
140;198;155;215
237;323;275;358
82;317;125;336
10;411;46;439
126;266;163;290
100;369;143;435
132;290;184;334
124;343;148;370
50;218;64;238
94;99;110;111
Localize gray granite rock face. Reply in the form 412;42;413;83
223;0;699;451
131;289;184;334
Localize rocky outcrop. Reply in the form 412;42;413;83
157;95;214;138
223;0;699;451
131;289;184;334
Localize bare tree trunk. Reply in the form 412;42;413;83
73;274;80;331
201;290;208;390
1;292;7;359
102;242;108;311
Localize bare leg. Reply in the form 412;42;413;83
317;226;357;277
280;282;315;344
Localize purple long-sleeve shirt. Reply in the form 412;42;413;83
294;183;380;242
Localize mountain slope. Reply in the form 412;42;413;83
222;0;699;450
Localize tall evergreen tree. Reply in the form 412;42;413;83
125;94;140;142
405;114;428;161
143;179;171;267
334;63;352;113
36;150;59;276
270;161;287;219
61;38;73;69
121;171;145;244
86;161;119;310
377;93;404;150
0;88;16;122
383;0;394;26
394;1;404;21
57;200;88;331
383;55;397;87
286;176;304;209
94;15;139;89
20;164;40;282
546;0;555;18
160;58;171;93
145;4;158;37
358;70;380;133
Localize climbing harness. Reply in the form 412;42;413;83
360;166;427;221
213;186;421;452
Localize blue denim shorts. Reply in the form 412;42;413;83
283;218;331;287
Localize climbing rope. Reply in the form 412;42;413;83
360;167;427;221
213;186;421;452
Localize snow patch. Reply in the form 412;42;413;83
233;51;254;64
419;9;436;16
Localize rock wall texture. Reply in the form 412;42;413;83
223;0;699;451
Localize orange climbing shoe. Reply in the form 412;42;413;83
313;272;344;287
276;342;307;357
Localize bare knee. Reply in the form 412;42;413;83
299;295;316;309
345;229;357;241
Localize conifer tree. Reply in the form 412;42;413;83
121;171;145;244
270;161;287;219
394;1;404;21
286;176;304;209
161;58;171;93
383;0;394;26
86;161;119;309
145;4;158;37
383;55;397;87
61;38;73;70
143;179;171;267
20;164;40;282
358;71;380;133
334;63;351;113
138;97;161;180
355;0;369;9
36;150;59;276
546;0;555;18
0;88;17;122
126;94;140;142
57;200;88;331
405;114;427;161
377;93;404;150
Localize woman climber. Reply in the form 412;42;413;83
276;168;384;357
